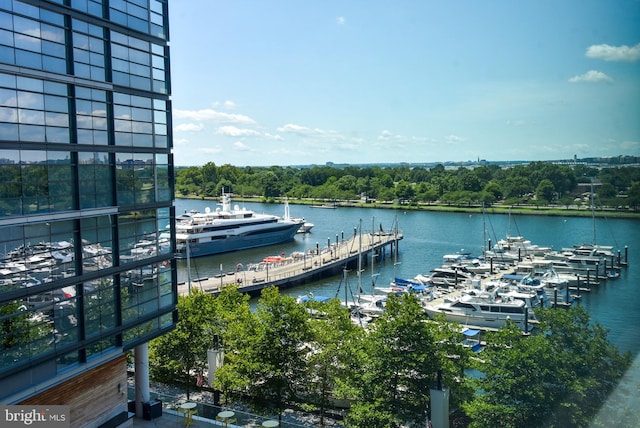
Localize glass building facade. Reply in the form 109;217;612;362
0;0;176;403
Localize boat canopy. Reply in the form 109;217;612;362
298;295;331;303
502;274;526;281
462;328;481;337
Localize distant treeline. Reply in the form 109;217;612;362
175;162;640;210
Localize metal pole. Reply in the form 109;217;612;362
186;240;191;294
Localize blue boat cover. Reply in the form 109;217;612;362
502;274;525;281
462;328;481;336
298;295;331;303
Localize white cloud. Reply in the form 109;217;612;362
568;70;614;83
506;119;528;127
216;126;261;137
336;16;346;25
277;124;309;134
198;147;222;154
264;133;284;141
173;108;256;124
586;43;640;62
376;130;430;147
233;141;253;151
620;140;640;151
444;135;465;145
223;100;237;109
277;123;342;139
175;123;204;132
174;138;188;145
377;130;407;142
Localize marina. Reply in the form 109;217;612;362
174;199;639;357
178;223;403;296
175;199;640;414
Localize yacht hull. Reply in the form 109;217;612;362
175;223;300;258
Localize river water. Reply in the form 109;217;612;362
175;198;640;412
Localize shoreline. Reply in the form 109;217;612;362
176;195;640;219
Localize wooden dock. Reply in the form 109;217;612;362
178;230;403;296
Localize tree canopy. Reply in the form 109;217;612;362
148;287;634;427
463;306;633;428
175;162;640;210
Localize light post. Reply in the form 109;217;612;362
207;334;224;405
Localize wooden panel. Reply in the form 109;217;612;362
21;355;128;428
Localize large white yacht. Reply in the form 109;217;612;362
174;192;302;258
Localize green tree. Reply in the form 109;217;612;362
535;178;555;204
597;182;617;206
503;175;532;199
458;169;482;192
627;182;640;210
463;306;632;428
483;180;503;200
175;166;203;196
395;180;415;202
347;294;470;427
302;297;364;425
218;287;312;418
149;290;219;399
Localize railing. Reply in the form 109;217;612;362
129;387;332;427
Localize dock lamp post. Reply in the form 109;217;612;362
207;335;224;406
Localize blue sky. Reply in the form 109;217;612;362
168;1;640;167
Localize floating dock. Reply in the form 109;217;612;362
178;229;403;296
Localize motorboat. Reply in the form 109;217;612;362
297;221;315;233
424;288;535;331
420;267;476;287
282;197;314;233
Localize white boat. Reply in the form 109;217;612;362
282;197;314;233
515;265;574;306
514;259;581;287
355;294;387;316
421;267;476;287
424;288;535;331
297;221;315;233
442;253;497;275
174;191;303;258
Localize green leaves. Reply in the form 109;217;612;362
463;306;632;428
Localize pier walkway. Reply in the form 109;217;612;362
178;229;403;296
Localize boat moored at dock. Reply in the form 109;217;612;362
424;287;535;332
174;192;303;258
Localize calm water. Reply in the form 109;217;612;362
175;198;640;355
